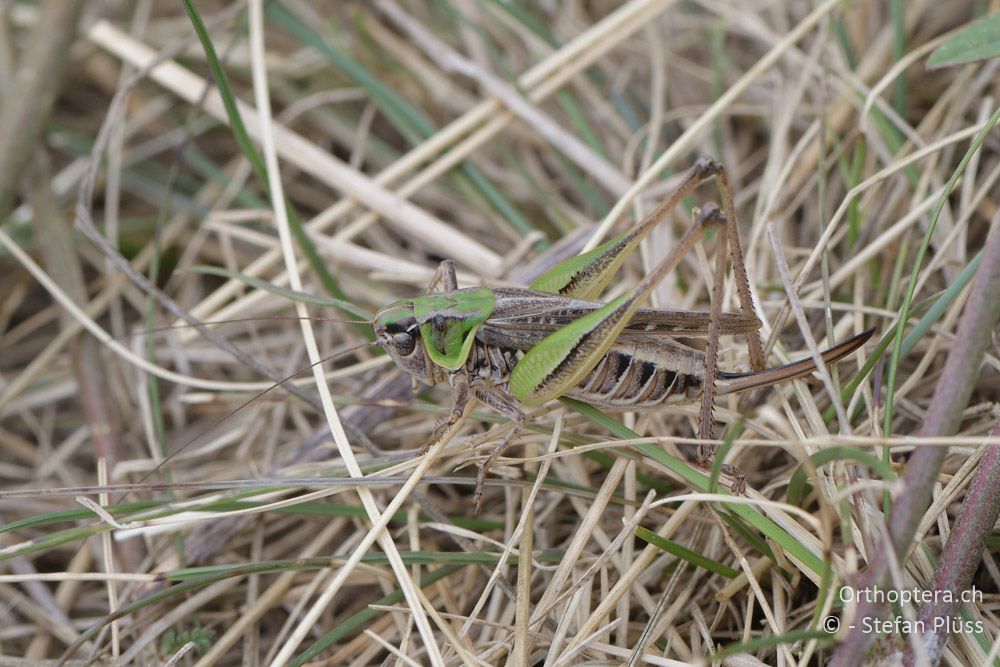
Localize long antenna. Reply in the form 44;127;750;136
115;315;373;341
130;338;379;494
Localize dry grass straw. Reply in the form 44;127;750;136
1;0;999;664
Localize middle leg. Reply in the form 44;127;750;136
469;380;526;514
694;203;747;494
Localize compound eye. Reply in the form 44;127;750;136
392;332;416;356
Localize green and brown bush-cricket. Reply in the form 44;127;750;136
372;158;874;511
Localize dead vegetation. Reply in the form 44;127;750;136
1;1;999;665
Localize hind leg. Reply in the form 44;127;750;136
693;203;746;495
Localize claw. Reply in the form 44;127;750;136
695;455;747;495
473;463;487;514
417;436;436;457
722;464;747;495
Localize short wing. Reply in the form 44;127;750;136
483;290;874;398
479;287;759;350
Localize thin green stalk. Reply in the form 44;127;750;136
831;106;1000;667
881;106;1000;443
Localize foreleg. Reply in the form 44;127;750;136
470;380;525;514
423;259;459;295
420;371;470;456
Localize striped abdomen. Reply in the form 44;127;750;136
467;340;704;409
465;326;874;408
566;343;703;408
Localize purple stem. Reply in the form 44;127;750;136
830;220;1000;665
907;419;1000;664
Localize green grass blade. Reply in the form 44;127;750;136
635;525;740;578
182;0;356;323
786;447;897;506
882;106;1000;439
289;565;463;666
928;12;1000;68
561;397;826;577
823;248;984;426
710;629;834;661
267;3;538;239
